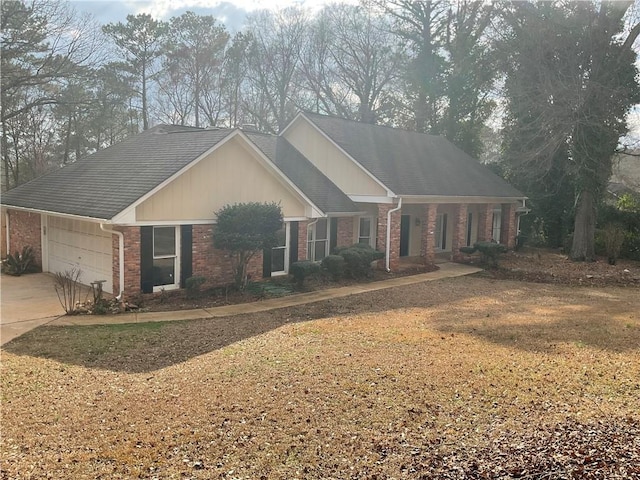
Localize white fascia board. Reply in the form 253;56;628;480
400;195;528;204
326;211;367;217
4;205;108;223
113;219;219;227
285;113;396;198
349;195;394;204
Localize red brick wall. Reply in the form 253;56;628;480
297;220;308;261
8;210;42;269
501;203;517;249
192;224;262;286
451;204;469;261
376;204;401;270
477;204;494;242
336;217;354;248
420;204;438;264
113;226;141;296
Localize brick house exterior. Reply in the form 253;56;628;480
2;112;526;297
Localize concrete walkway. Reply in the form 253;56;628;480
2;262;481;344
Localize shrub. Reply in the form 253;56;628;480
460;241;507;268
53;268;84;314
335;243;384;278
290;260;321;286
213;202;283;290
185;276;206;298
2;246;37;276
321;255;345;281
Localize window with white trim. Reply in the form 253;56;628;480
466;212;473;246
153;226;179;291
307;218;329;261
358;216;375;247
492;208;502;243
271;223;289;275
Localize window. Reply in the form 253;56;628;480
435;213;447;250
307;218;329;261
153;226;179;291
492;208;502;243
466;212;473;246
271;223;289;275
358;217;375;247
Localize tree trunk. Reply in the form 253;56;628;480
570;189;597;261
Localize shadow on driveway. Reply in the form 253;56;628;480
3;276;639;373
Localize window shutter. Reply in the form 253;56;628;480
289;221;299;264
330;217;338;253
140;226;154;294
180;225;193;287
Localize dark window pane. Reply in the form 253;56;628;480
272;247;285;272
152;258;175;286
154;227;175;256
314;239;327;261
316;219;327;240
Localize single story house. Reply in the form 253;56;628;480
2;112;527;298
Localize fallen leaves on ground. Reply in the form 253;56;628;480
2;277;639;479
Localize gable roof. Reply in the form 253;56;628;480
1;125;234;220
245;133;357;214
300;112;525;199
1;124;356;220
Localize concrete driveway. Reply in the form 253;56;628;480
0;273;77;345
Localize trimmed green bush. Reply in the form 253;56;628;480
321;255;345;281
290;260;321;286
334;243;384;278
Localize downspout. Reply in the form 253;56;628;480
100;223;124;300
5;210;9;258
385;197;402;272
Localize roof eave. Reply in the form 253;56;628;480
2;204;110;223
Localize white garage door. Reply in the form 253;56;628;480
47;216;113;294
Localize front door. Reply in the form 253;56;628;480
400;214;410;257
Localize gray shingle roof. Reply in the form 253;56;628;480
303;112;525;198
245;133;357;214
1;125;234;219
1;124;357;220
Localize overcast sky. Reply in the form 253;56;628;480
70;0;356;29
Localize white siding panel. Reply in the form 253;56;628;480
47;216;113;293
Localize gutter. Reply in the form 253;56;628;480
5;210;9;257
385;197;402;272
100;223;124;300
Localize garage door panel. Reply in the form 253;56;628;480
47;216;113;294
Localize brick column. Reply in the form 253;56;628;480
477;204;494;242
376;203;401;270
501;203;517;249
8;210;42;269
419;204;438;264
336;217;354;248
451;204;468;261
113;226;141;296
297;220;308;261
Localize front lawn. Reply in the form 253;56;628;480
2;276;639;479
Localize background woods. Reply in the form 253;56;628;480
1;0;639;261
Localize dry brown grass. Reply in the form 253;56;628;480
2;276;639;479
